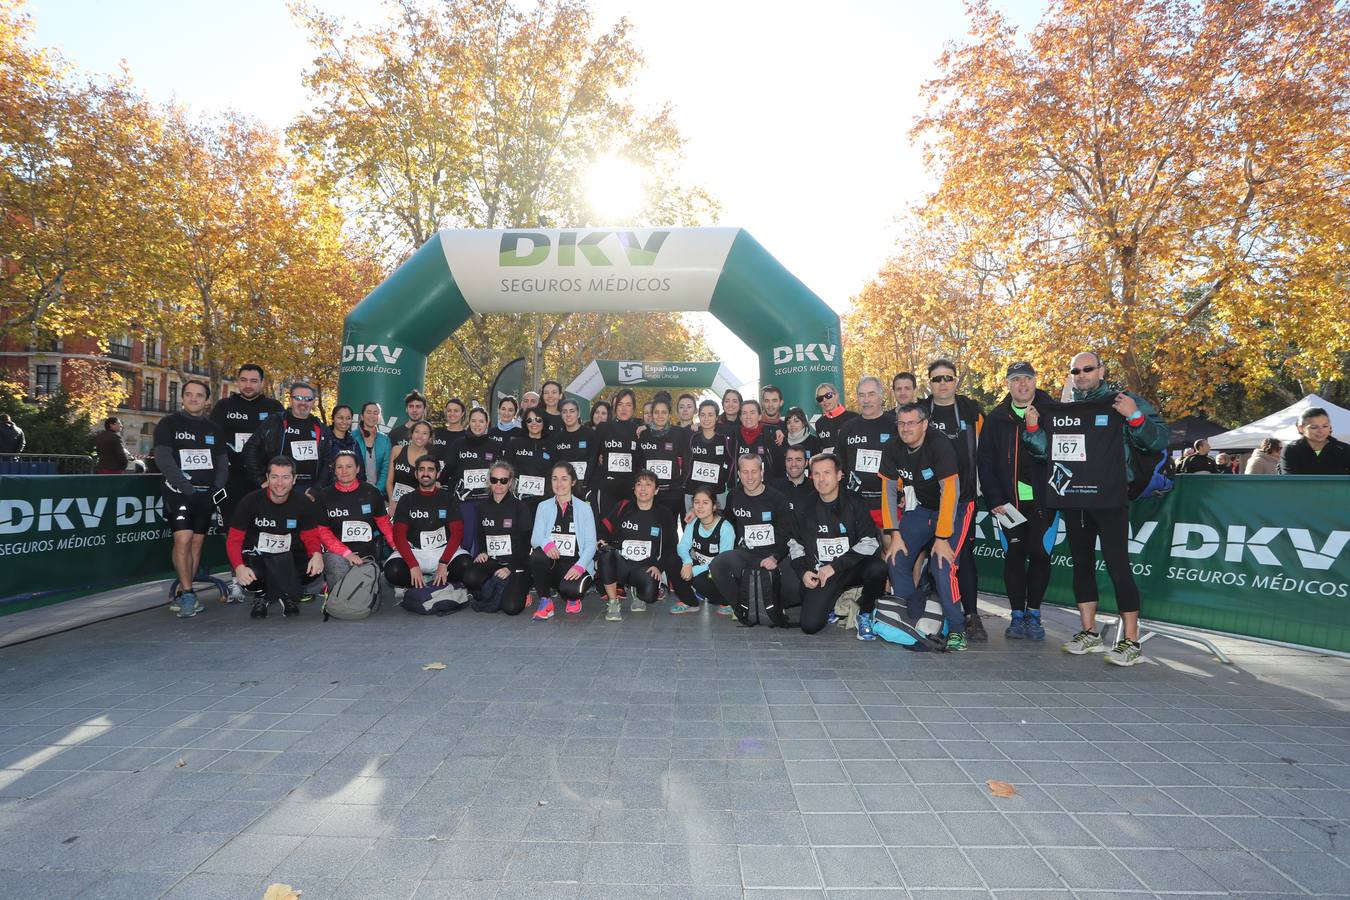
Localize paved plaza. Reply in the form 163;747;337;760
1;593;1349;899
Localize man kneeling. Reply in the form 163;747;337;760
789;453;888;637
385;457;469;614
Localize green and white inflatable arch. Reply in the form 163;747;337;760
338;228;843;431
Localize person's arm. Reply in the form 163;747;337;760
439;520;464;564
385;446;400;499
1021;416;1048;462
677;520;695;566
153;445;195;494
314;526;355;558
315;426;334;488
374;513;395;545
241;422;270;484
573;502;598;572
831;499;881;575
226;527;247;569
391;521;418;569
298;526;326;558
375;434;391;495
1123;393;1169;453
879;473;904;533
935;473;959;539
212;448;229;491
975;425;1010;511
530;502;553;549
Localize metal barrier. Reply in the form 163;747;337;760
0;454;96;475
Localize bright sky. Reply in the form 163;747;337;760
29;0;1047;389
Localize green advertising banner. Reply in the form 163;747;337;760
594;360;724;388
971;476;1350;653
0;474;226;615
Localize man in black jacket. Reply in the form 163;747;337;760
1279;408;1350;475
789;453;888;637
241;380;334;494
976;362;1056;641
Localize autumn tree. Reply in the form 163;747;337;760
289;0;720;399
913;0;1350;414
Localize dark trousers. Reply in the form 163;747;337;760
529;547;589;600
999;506;1057;611
666;562;723;607
597;548;661;605
955;500;979;616
709;548;801;616
1064;505;1140;614
800;556;889;635
241;552;313;603
460;560;531;615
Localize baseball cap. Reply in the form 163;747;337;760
1006;361;1036;378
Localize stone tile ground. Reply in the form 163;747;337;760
1;593;1349;899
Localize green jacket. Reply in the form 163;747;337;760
1022;382;1168;486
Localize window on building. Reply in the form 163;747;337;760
141;378;156;410
168;380;179;408
35;364;59;396
119;373;134;408
146;338;162;366
189;347;205;374
108;334;133;360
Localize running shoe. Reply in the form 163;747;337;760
169;594;181;613
1105;639;1143;667
1023;610;1046;641
715;604;734;616
670;601;698;615
176;592;200;619
225;580;245;603
629;597;647;613
1063;630;1105;654
966;613;988;642
297;593;316;604
532;598;555;621
250;597;268;619
280;595;300;617
856;611;876;641
826;610;839;625
565;598;582;615
605;599;623;621
946;632;968;652
1004;611;1026;639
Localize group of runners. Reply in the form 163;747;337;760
153;350;1169;666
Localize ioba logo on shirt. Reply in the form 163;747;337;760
226;411;250;421
408;509;430;519
1052;415;1082;428
174;432;197;441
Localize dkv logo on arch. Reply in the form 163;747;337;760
341;344;404;365
772;343;837;366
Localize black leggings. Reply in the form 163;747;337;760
529;547;590;600
955;500;979;617
666;561;724;608
1002;506;1054;611
240;552;309;603
460;560;531;616
1064;505;1140;614
597;547;661;606
800;556;889;635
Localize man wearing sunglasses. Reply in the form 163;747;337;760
811;382;858;458
919;360;987;641
242;380;335;497
1021;351;1168;667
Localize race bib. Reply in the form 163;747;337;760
256;532;292;554
462;468;489;490
692;550;713;566
743;523;775;549
820;446;835;457
1052;434;1087;462
572;460;589;481
420;527;447;550
551;532;578;556
855;448;882;474
690;460;721;483
290;439;318;461
341;520;372;544
516;475;545;497
233;432;252;453
179;448;213;471
903;484;918;512
816;535;849;563
647;459;673;480
486;534;513;558
621;539;652;562
608;452;632;473
391;483;413;502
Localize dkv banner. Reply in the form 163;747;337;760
971;475;1350;653
0;474;227;613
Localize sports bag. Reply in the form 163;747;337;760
873;589;947;651
322;561;381;622
735;566;787;627
400;583;470;615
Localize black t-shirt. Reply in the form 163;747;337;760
153;412;227;491
925;401;981;502
726;485;793;560
603;499;676;567
547;426;598;487
315;482;385;557
477;494;532;569
731;428;779;488
508;434;552;500
1040;399;1127;508
597;419;643;483
812;409;859;458
450;434;497;501
880;433;959;511
770;476;814;514
838;415;895;499
432;427;465;465
390;445;439;503
210;392;284;461
540;410;565;434
394;487;461;551
230;488;320;557
685;429;732;494
637;427;688;494
277;415;326;483
388;418;431;451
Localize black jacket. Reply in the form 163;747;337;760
977;389;1052;512
788;489;882;580
0;422;24;454
1278;436;1350;475
242;412;334;486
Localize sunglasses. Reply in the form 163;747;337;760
929;375;956;383
815;392;835;403
1069;365;1099;375
489;476;511;485
291;395;315;402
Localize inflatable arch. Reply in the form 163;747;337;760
337;228;844;432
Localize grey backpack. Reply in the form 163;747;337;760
323;561;381;621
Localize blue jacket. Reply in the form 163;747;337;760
357;429;392;496
530;496;598;573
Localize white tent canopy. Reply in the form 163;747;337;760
1209;394;1350;450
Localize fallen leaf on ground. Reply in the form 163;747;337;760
422;662;446;671
986;779;1017;798
262;885;301;900
175;758;186;768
